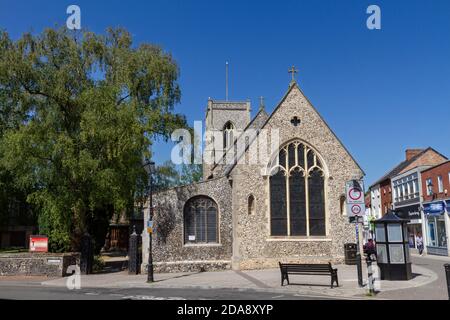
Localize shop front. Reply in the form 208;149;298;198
395;204;422;248
423;201;450;256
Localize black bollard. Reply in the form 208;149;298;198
80;232;93;275
356;253;363;287
445;264;450;300
128;226;141;275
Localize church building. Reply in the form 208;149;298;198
141;72;364;272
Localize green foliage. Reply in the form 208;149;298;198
92;255;105;273
179;163;202;185
0;27;187;251
153;161;202;192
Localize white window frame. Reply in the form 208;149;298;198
438;175;444;193
426;178;433;196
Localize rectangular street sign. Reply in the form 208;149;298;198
345;180;365;205
345;180;365;217
147;227;153;234
147;220;153;228
29;235;48;252
347;203;365;217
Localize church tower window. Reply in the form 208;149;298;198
223;121;235;149
184;196;218;244
269;141;326;237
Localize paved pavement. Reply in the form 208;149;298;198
0;254;447;300
377;254;450;300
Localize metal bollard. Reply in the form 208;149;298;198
445;264;450;300
366;256;375;295
80;232;93;275
356;253;363;287
128;226;141;275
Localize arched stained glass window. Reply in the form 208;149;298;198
184;196;218;244
269;141;326;237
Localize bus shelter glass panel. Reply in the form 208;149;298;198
375;225;385;242
387;224;402;242
377;244;387;263
389;244;405;264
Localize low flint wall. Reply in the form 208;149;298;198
0;252;80;277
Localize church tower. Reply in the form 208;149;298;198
203;99;251;179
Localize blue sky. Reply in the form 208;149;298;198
1;0;449;186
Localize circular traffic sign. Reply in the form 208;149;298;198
348;187;362;201
351;204;362;215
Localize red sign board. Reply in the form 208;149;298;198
29;235;48;252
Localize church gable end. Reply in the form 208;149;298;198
260;83;363;179
229;81;363;269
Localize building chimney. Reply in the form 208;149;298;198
405;149;424;161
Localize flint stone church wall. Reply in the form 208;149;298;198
141;176;233;273
141;83;364;273
230;85;363;269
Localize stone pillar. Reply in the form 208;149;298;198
141;203;149;274
420;206;428;255
80;232;93;275
128;226;141;274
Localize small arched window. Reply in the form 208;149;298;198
340;195;347;216
248;194;255;215
223;121;235;149
184;196;218;244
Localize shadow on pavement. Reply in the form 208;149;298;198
153;271;204;283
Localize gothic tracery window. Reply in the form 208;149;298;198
184;196;218;244
269;141;326;237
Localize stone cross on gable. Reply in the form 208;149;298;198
288;65;298;82
259;96;265;110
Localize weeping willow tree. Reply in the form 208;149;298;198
0;27;187;251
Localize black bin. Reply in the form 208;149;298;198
344;243;357;265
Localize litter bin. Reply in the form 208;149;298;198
445;264;450;300
344;243;357;265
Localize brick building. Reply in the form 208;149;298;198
420;161;450;256
369;148;447;216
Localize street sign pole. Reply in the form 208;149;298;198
346;179;365;288
355;217;363;287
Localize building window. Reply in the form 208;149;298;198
184;196;218;244
438;176;444;193
269;141;326;237
223;121;235;149
426;178;433;196
408;181;414;199
413;179;419;196
248;194;255;215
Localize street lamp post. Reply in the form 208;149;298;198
144;161;155;283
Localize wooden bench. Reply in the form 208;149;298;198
278;262;339;288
